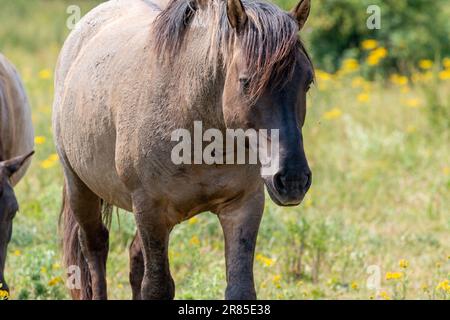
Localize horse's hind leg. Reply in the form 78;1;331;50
129;232;144;300
61;166;109;300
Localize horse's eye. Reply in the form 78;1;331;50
239;77;250;92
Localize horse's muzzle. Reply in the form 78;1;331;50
265;168;312;206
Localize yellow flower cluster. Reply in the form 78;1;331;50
40;153;59;169
48;276;63;287
418;59;433;70
256;254;275;267
390;74;409;86
379;291;391;300
38;69;52;80
439;57;450;81
189;235;200;246
323;107;343;120
0;289;9;300
367;47;388;66
0;283;8;300
399;259;409;269
340;58;359;74
361;39;378;51
385;271;404;280
436;280;450;294
35;136;46;145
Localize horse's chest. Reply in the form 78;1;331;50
161;164;261;219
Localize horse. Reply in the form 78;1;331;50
0;53;34;295
53;0;313;300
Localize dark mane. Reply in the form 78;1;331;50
153;0;313;101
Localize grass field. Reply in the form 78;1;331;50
1;0;449;300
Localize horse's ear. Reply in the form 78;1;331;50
0;151;34;177
227;0;248;32
290;0;311;30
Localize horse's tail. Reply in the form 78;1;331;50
59;182;92;300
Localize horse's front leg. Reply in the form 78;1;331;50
218;187;265;300
132;193;175;300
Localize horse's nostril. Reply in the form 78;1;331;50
303;171;312;191
274;172;286;192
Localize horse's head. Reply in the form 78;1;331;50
222;0;313;206
0;151;33;293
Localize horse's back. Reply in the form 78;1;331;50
53;0;160;210
54;0;160;89
0;54;34;185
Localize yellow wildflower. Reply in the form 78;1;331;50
439;69;450;81
361;39;378;50
52;263;61;270
13;250;21;256
367;48;388;66
421;283;429;291
385;271;403;280
256;254;275;267
379;291;391;300
419;59;433;70
48;153;59;162
48;276;63;286
403;98;421;108
35;136;46;145
40;159;56;169
390;74;409;86
39;69;52;80
189;235;200;246
272;274;282;288
315;70;333;82
443;57;450;69
436;280;450;294
188;216;199;225
272;274;282;283
341;59;359;73
357;92;370;103
0;289;9;300
399;259;409;269
367;55;380;66
323;107;343;120
351;282;359;290
373;47;388;59
41;267;47;274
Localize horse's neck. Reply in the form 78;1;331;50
161;31;226;130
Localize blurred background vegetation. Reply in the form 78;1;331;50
282;0;450;74
0;0;449;300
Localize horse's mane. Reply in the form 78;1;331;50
153;0;312;101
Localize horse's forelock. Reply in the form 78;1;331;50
153;0;311;101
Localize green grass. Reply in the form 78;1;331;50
1;0;449;300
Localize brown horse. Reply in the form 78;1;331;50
0;53;34;294
53;0;313;300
